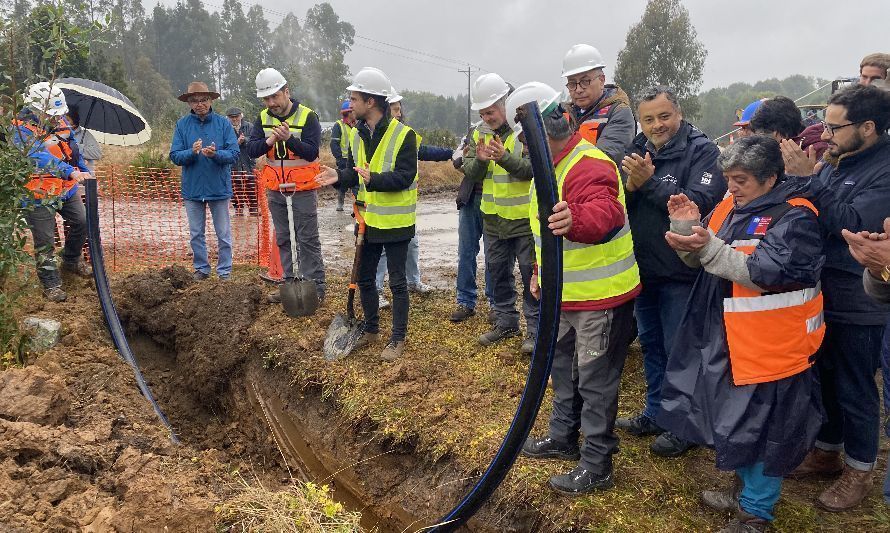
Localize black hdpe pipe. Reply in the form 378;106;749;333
84;178;180;444
429;102;563;532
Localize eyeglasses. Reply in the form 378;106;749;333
188;96;211;104
821;120;862;136
565;75;603;92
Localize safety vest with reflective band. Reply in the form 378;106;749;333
472;129;527;219
335;119;353;160
351;118;418;230
14;120;78;199
259;104;320;191
708;196;825;386
569;105;613;145
529;139;639;302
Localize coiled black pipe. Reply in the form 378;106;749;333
429;102;563;531
84;178;180;444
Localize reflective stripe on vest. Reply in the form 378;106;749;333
260;104;321;191
709;195;825;386
336;119;353;157
473;129;525;218
351;118;418;229
15;120;78;199
574;105;612;145
529;139;639;302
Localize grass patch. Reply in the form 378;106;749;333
249;273;889;532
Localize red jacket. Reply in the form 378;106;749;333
553;133;641;310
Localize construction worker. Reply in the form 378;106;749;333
246;67;325;303
561;44;635;165
13;82;93;302
332;99;356;212
315;67;418;362
375;88;449;302
733;99;766;139
463;73;538;355
514;82;640;495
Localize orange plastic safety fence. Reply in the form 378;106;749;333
51;166;276;273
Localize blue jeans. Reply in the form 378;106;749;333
737;463;782;521
184;199;232;276
815;322;883;468
456;193;493;309
635;280;693;421
377;235;420;290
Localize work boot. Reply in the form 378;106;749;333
408;282;433;295
450;305;475;322
487;309;497;325
651;431;697;457
549;465;614;495
478;326;520;346
816;465;873;512
615;413;663;437
379;292;391;310
267;290;281;304
520;335;535;355
786;448;843;480
44;286;67;302
718;510;768;533
381;339;405;361
521;435;580;461
702;473;743;512
62;260;92;277
354;331;379;350
194;270;209;281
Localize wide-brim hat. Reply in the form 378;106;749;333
178;81;221;102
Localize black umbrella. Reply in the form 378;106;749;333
56;77;152;146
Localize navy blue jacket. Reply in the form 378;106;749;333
169;109;239;201
807;134;890;325
659;179;824;477
624;121;727;285
418;144;452;162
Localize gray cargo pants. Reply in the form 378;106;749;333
483;232;539;336
548;300;636;474
267;189;326;299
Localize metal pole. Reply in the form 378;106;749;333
459;66;475;133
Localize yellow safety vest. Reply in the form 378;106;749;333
259;104;320;191
335;119;353;158
473;129;527;219
351;118;418;230
529;139;639;302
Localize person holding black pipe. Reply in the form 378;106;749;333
513;82;641;495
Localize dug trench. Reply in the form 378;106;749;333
115;266;540;532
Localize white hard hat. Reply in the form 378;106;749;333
256;68;288;98
26;82;68;116
561;44;606;78
470;73;510;111
346;67;393;98
505;81;562;133
387;86;403;104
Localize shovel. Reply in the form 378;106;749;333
324;203;366;360
278;181;319;317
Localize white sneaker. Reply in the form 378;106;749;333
408;282;433;295
379;292;391;309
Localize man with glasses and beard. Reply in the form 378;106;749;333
788;84;890;513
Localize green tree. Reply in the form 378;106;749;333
615;0;707;118
298;3;354;120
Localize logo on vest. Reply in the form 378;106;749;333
747;216;771;236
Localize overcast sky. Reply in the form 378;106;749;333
163;0;889;97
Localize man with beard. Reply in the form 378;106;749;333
789;84;890;512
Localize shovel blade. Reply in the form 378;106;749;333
280;279;319;318
324;314;365;361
